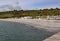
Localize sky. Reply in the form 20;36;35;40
0;0;60;11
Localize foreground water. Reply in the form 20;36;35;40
0;21;57;41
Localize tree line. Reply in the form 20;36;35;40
0;8;60;18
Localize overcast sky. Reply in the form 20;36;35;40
0;0;60;10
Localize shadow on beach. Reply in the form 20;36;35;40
0;20;59;41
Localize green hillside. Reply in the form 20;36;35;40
0;8;60;18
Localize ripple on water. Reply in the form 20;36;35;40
0;21;56;41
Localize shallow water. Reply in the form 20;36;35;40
0;21;57;41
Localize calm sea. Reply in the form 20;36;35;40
0;21;55;41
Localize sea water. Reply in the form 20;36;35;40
0;21;55;41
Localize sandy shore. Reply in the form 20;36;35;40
0;18;60;27
0;18;60;32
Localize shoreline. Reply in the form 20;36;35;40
0;18;60;27
0;18;60;41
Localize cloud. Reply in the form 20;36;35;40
0;0;60;10
18;0;60;9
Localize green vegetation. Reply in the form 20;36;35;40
0;8;60;19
